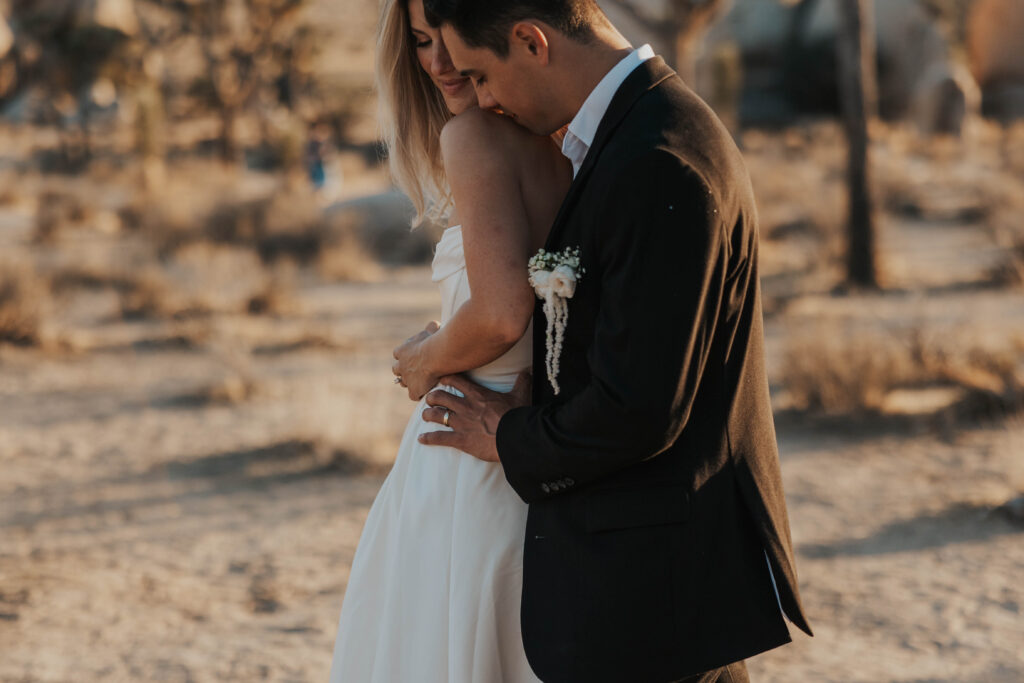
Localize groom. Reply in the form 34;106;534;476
414;1;812;680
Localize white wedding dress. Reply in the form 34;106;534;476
329;225;540;682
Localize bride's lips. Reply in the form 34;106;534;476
440;77;470;95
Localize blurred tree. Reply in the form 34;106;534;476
837;0;879;288
606;0;733;86
164;0;314;164
4;0;138;170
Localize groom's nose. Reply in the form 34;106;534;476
475;86;498;110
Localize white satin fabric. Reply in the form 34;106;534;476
329;225;539;682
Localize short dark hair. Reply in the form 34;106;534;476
423;0;604;58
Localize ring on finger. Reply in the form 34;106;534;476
442;409;452;427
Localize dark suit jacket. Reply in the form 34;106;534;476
495;57;813;683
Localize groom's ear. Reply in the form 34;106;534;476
509;21;550;65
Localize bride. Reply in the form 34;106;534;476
328;0;571;680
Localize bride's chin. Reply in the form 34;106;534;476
447;99;480;116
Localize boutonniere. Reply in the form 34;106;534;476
528;246;585;395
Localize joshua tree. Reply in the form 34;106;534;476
4;0;138;170
837;0;879;288
169;0;312;164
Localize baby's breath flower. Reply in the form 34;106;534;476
527;245;585;394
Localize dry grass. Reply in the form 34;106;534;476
0;170;18;206
0;261;47;347
246;274;300;317
985;196;1024;288
781;324;1024;419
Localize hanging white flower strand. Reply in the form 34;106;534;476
528;247;585;395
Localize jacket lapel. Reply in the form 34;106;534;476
542;56;677;251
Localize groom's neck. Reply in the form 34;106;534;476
553;27;634;125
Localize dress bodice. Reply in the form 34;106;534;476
430;225;532;392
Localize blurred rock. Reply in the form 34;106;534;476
968;0;1024;122
703;0;979;133
324;190;444;266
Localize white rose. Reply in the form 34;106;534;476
530;269;555;300
549;264;577;298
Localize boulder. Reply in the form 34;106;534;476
325;190;445;266
700;0;978;133
967;0;1024;121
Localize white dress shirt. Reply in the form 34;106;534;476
561;44;655;177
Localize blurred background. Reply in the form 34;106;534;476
0;0;1021;680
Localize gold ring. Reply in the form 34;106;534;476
443;410;451;427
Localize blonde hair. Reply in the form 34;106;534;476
376;0;453;225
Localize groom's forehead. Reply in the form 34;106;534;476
441;25;497;67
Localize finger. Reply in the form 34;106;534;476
392;361;401;376
426;320;440;333
418;429;462;449
424;389;464;411
420;406;452;426
436;373;476;397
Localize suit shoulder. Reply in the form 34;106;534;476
608;147;713;203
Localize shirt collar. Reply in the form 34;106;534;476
561;44;655;174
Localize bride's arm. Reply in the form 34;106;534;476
394;110;535;400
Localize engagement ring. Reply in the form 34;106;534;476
443;410;451;427
394;377;403;385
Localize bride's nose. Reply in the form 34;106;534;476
430;41;455;77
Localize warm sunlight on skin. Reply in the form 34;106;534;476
407;0;478;115
439;22;559;135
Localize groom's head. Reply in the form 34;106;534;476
424;0;618;135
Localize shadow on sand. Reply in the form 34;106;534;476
800;501;1023;559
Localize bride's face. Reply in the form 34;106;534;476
407;0;477;115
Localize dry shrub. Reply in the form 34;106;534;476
985;196;1024;288
326;190;444;266
117;269;211;321
255;191;327;265
0;261;47;347
31;188;95;244
246;277;298;316
48;266;137;295
781;327;920;414
782;325;1024;418
199;375;261;405
0;170;18;206
316;214;382;282
117;270;173;320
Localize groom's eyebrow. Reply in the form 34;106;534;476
458;68;478;78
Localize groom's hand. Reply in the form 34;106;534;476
419;372;531;462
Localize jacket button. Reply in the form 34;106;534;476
541;483;551;493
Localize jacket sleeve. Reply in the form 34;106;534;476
496;149;730;504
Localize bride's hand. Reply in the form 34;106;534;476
393;321;441;400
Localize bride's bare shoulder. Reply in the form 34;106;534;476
440;107;547;164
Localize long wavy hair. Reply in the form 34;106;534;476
376;0;454;225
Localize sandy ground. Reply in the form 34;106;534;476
2;150;1023;681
